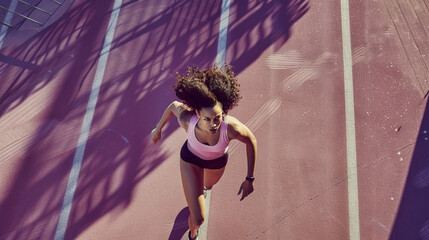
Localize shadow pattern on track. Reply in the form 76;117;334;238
0;0;309;239
228;0;309;73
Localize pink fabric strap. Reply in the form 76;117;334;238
187;114;229;160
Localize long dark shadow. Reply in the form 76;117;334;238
168;207;190;240
390;98;429;239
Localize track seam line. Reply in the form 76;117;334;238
382;0;425;95
340;0;361;239
53;1;123;239
395;0;429;70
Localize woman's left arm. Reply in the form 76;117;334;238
227;117;257;201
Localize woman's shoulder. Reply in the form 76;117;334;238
171;101;193;116
224;115;239;125
225;115;245;137
176;104;194;130
225;115;255;142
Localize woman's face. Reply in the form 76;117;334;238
196;102;224;134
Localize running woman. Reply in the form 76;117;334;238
151;65;257;240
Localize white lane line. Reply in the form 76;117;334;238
53;1;123;239
199;0;231;239
0;0;19;49
198;189;211;240
215;0;230;66
340;0;361;239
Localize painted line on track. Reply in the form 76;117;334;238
199;0;231;239
53;1;123;239
340;0;361;239
215;0;230;66
0;0;18;49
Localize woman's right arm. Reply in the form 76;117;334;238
151;101;188;144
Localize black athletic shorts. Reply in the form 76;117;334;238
180;140;228;169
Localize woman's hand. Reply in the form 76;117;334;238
151;128;161;144
237;179;254;201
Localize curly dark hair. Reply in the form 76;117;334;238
173;64;241;114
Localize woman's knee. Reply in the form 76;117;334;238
195;216;205;226
191;214;205;226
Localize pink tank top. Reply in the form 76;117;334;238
187;114;230;160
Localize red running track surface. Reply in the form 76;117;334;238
0;0;428;239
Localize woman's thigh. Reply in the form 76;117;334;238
180;159;205;223
204;166;226;190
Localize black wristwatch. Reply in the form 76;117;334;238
245;176;255;182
